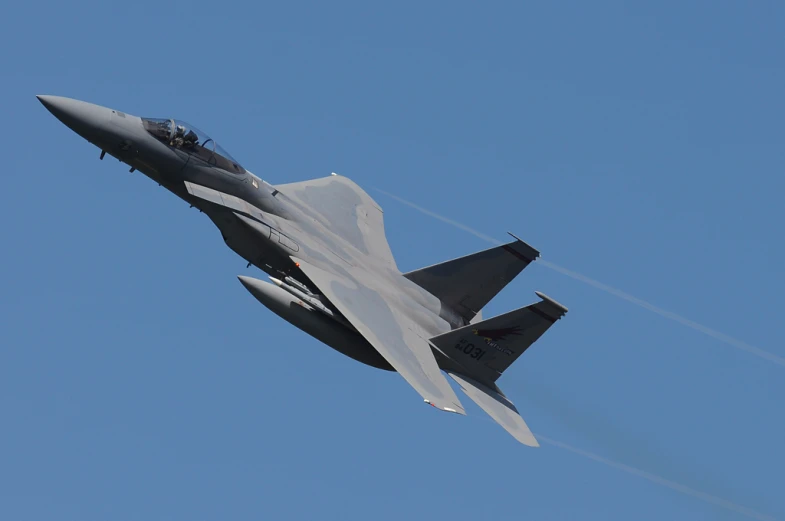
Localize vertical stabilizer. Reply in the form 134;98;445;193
403;235;538;322
430;292;567;384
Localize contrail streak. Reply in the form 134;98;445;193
374;188;785;368
375;187;780;518
534;434;778;521
461;413;777;520
535;260;785;367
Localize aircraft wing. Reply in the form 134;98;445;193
275;175;396;268
293;256;465;414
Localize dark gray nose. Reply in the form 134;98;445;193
37;95;113;142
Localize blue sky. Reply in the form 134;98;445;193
2;2;784;520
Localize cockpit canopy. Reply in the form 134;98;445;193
142;118;245;174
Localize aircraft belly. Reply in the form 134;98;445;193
208;211;289;273
239;277;393;371
286;302;394;371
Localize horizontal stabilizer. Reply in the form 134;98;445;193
430;292;567;385
447;372;538;447
403;234;539;322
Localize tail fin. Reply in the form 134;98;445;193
446;372;538;446
403;233;539;322
430;292;567;385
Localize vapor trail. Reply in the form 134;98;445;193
374;188;785;368
376;187;779;518
534;434;778;521
460;411;778;519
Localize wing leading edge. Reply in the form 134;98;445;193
275;175;397;268
293;257;465;414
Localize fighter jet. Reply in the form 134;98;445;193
38;95;567;446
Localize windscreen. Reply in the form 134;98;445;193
142;118;245;174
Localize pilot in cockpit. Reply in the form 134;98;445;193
183;129;199;148
170;125;199;149
170;124;185;147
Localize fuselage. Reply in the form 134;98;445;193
39;95;466;371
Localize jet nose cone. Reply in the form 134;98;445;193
37;95;82;120
36;94;57;111
37;95;112;141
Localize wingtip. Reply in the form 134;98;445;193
519;432;540;447
506;231;540;260
535;291;568;314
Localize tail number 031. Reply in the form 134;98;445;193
454;338;486;361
